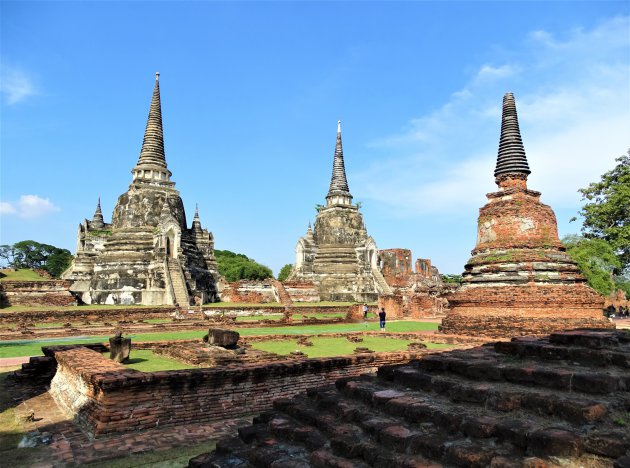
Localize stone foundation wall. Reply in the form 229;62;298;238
443;284;612;337
48;346;426;437
0;306;176;326
0;280;76;307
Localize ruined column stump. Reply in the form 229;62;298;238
206;328;240;348
109;334;131;363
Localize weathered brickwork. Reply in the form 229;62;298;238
193;329;630;467
442;93;610;337
0;280;76;307
219;280;276;303
378;249;413;288
281;281;320;302
46;347;427;437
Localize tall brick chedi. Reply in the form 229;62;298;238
65;74;219;305
441;93;611;337
288;122;392;301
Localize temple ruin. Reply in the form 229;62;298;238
64;73;219;306
441;92;612;336
288;121;392;302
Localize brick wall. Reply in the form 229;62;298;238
48;346;427;437
378;249;413;288
0;306;176;326
0;280;76;307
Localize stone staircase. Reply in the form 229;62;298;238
189;329;630;467
372;267;393;295
167;259;190;306
270;279;293;306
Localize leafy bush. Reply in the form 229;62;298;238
441;274;463;284
215;249;273;282
563;235;621;296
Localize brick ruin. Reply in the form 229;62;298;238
0;279;76;307
378;249;455;319
441;93;612;337
288;121;392;302
193;328;630;467
63;73;219;306
21;344;427;438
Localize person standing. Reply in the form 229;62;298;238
363;303;368;320
378;307;386;331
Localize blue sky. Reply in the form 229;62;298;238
1;1;629;276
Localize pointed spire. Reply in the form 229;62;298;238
192;203;202;232
326;120;352;205
494;93;531;180
137;72;167;168
91;197;104;228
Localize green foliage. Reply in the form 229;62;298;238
563;235;621;296
278;263;293;282
215;249;273;282
573;149;630;274
441;274;463;284
0;240;72;278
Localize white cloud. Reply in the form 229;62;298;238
1;195;60;218
355;16;630;219
0;202;16;215
0;66;36;105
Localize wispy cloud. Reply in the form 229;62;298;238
0;65;36;105
0;195;60;218
355;16;630;219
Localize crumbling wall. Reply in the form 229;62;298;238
282;281;320;302
378;249;412;288
219;280;276;303
0;280;76;307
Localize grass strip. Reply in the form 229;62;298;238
0;321;438;358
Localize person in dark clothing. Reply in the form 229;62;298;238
378;307;386;331
363;304;368;320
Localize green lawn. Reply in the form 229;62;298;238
252;336;452;358
0;321;439;358
0;269;48;281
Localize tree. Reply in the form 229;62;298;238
441;274;463;284
278;264;293;282
562;235;621;296
0;240;73;278
573;149;630;274
215;249;273;282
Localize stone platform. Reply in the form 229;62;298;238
191;329;630;467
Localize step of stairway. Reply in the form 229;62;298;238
189;331;630;467
411;348;629;395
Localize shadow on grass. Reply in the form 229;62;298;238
124;357;148;365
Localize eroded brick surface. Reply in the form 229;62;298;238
192;329;630;467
